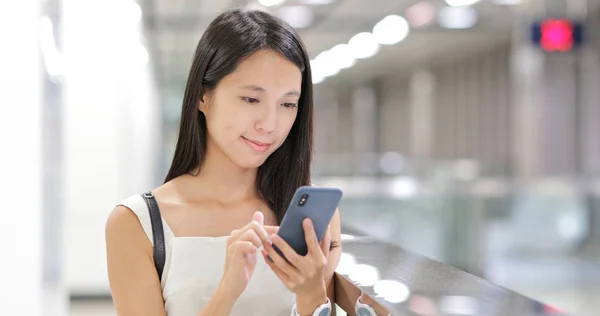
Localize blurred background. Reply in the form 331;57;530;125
1;0;599;315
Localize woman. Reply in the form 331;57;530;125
105;8;342;316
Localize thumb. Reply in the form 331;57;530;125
252;211;264;225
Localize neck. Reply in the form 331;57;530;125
185;142;258;203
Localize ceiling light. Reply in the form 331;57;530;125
310;59;333;84
348;32;380;59
258;0;286;7
276;6;313;28
445;0;480;7
372;15;410;45
312;72;325;84
491;0;522;5
314;50;340;76
328;44;356;69
437;6;478;29
299;0;335;4
309;43;355;83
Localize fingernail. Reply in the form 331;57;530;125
305;218;312;227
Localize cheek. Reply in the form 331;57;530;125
277;110;298;138
207;105;245;140
219;114;246;139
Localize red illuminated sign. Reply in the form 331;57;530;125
542;304;565;314
540;18;574;52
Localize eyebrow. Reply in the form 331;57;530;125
241;84;300;97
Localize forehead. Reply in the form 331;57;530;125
220;50;303;91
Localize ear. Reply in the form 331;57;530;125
198;90;212;114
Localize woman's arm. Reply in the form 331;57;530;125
105;206;236;316
106;206;166;316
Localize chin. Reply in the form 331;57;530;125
233;154;270;170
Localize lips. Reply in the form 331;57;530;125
242;136;272;153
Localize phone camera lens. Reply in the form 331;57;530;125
299;194;309;206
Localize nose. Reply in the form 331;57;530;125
255;103;277;133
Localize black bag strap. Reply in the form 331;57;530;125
141;191;166;281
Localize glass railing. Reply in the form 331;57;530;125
312;157;600;316
334;231;580;316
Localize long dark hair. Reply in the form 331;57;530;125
164;9;313;224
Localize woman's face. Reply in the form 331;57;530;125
199;49;303;169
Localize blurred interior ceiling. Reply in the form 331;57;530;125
139;0;596;89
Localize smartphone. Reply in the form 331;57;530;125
275;186;343;257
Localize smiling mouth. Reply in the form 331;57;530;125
242;136;272;152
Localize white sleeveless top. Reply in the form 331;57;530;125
118;194;296;316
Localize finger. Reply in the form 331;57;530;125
252;211;264;225
239;229;263;248
261;248;292;283
234;221;270;244
269;234;305;269
256;226;278;253
264;225;279;235
264;240;302;278
249;220;270;243
232;241;258;256
227;229;241;245
228;226;248;241
303;218;321;256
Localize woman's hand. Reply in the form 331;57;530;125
220;211;277;300
261;218;332;314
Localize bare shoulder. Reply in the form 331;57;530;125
106;205;139;232
105;205;152;253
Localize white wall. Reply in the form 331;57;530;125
0;0;43;314
62;0;160;295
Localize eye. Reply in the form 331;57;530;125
282;102;298;108
242;97;260;104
